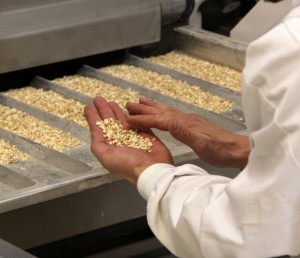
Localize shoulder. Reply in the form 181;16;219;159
283;4;300;43
244;5;300;88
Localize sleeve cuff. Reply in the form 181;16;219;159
137;163;175;200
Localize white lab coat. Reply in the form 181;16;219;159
137;4;300;258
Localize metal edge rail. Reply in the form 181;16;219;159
174;26;248;72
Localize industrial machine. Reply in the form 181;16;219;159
0;0;250;257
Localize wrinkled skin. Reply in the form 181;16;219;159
84;97;173;185
126;98;250;170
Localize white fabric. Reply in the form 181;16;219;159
137;4;300;258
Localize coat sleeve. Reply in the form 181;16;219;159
137;163;232;258
137;6;300;258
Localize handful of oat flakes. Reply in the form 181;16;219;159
96;118;154;152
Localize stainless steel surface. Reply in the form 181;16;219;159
0;180;147;249
0;0;190;74
159;0;187;24
175;26;247;71
0;26;247;217
0;161;241;250
0;238;36;258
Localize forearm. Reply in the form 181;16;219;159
137;163;231;258
221;133;250;170
137;161;299;258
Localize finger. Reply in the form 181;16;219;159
126;102;158;116
138;97;171;111
108;101;132;129
126;114;170;131
93;96;115;119
127;97;175;115
108;101;125;121
84;104;105;143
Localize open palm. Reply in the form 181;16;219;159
84;97;173;185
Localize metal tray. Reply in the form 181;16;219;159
0;27;247;213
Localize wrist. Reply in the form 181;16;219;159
230;135;250;169
131;163;156;185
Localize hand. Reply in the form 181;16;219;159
126;98;250;169
84;97;173;185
